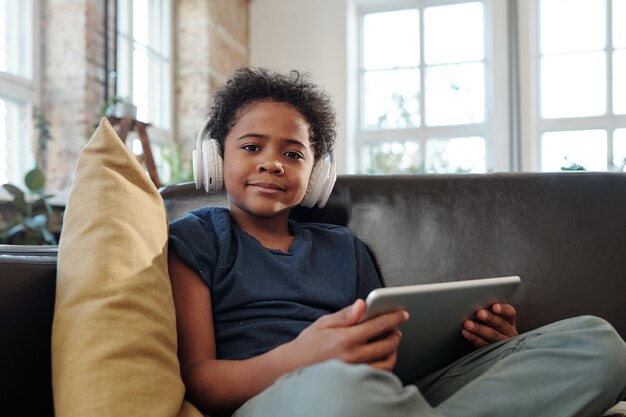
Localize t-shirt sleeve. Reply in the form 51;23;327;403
353;235;383;299
168;211;219;288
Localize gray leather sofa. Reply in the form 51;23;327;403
2;172;625;417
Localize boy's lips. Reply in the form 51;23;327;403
247;181;286;193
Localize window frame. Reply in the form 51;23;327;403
519;0;626;171
115;0;173;180
353;0;510;174
0;0;40;190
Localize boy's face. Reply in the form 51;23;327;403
222;100;315;220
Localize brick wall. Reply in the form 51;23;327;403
40;0;115;194
174;0;249;160
39;0;249;195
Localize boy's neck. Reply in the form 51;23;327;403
229;208;294;252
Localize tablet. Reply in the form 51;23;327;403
363;275;521;384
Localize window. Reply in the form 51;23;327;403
356;0;626;174
116;0;172;178
0;0;37;186
532;0;626;172
356;0;504;174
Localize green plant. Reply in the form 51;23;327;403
161;142;194;184
560;157;586;172
1;167;63;244
33;108;53;160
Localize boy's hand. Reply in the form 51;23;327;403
461;303;518;348
289;299;409;372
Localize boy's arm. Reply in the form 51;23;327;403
168;252;408;415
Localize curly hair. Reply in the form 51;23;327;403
204;67;336;161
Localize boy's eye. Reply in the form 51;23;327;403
242;144;260;152
284;151;304;160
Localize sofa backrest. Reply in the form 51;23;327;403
2;172;625;417
0;246;57;417
161;172;626;337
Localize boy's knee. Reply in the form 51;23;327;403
546;316;626;390
571;316;626;357
291;360;407;400
290;360;433;416
582;316;626;400
237;360;433;417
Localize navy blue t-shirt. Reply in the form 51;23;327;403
168;207;382;360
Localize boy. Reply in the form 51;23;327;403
168;67;626;417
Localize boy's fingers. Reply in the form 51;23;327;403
492;303;517;322
368;349;399;371
463;320;507;343
356;310;409;342
316;299;366;328
477;307;516;332
353;329;402;364
461;328;489;348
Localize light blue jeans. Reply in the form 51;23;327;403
233;316;626;417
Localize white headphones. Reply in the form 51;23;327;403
192;118;337;208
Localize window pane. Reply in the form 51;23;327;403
541;52;606;118
118;0;131;35
363;9;419;70
147;56;170;129
116;35;132;100
0;0;32;78
425;137;486;173
133;0;149;46
541;130;607;171
614;128;626;171
363;68;420;129
540;0;605;54
363;141;422;174
133;48;149;122
151;0;170;58
118;0;170;129
425;62;484;126
0;98;31;184
424;2;483;65
614;50;626;114
0;98;8;183
614;0;626;48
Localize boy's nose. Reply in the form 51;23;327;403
258;159;285;175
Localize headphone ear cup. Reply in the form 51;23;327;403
199;139;224;193
300;159;335;208
192;147;203;190
300;162;322;208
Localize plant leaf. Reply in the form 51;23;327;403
24;214;48;229
40;227;58;245
2;183;27;213
25;168;46;192
2;183;24;199
3;224;26;241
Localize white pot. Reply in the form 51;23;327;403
111;102;137;119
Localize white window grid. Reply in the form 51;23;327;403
354;0;508;174
517;0;626;172
116;0;172;133
0;0;39;189
115;0;173;181
533;0;626;172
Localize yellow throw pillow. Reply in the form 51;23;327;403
51;118;202;417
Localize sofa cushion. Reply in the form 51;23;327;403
51;118;201;417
